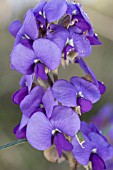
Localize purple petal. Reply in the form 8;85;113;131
77;97;92;113
20;39;33;49
11;44;36;75
87;34;102;45
80;121;93;136
54;133;62;157
75;4;94;36
42;87;55;119
12;86;28;105
34;63;47;80
70;76;101;103
66;2;76;15
33;0;47;14
26;112;53;150
50;106;80;136
8;20;22;37
13;124;26;139
22;9;38;40
35;14;46;27
69;26;82;37
19;76;26;87
54;133;73;157
73;34;92;57
75;57;98;86
52;79;77;107
20;86;44;117
47;25;69;51
90;153;106;170
75;18;91;32
19;74;34;92
43;0;67;22
89;132;113;161
19;115;30;130
98;81;106;94
25;74;35;92
72;135;94;165
80;121;100;137
33;38;62;70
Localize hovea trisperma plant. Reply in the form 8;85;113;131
1;0;112;170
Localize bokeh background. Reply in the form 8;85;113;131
0;0;113;169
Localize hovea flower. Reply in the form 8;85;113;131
34;0;67;23
75;57;106;94
52;76;101;113
26;105;80;157
9;10;38;47
10;39;62;74
20;86;44;118
9;0;67;45
13;86;45;139
72;122;113;170
12;74;36;105
13;87;55;139
66;3;93;36
19;74;35;92
64;2;101;58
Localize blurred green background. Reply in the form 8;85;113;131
0;0;113;170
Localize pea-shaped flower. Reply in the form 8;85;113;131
26;105;80;157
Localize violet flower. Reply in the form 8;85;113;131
64;2;101;58
72;121;113;170
13;86;45;139
52;76;101;113
75;57;106;94
13;87;55;139
20;86;44;118
26;105;80;157
10;39;62;74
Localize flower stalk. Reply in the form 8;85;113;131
0;138;27;151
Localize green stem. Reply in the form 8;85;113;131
0;138;27;151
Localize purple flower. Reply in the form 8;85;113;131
8;20;22;37
72;121;113;169
66;2;95;37
75;57;106;94
20;86;44;118
13;86;45;139
64;2;101;58
10;39;62;74
52;76;101;113
26;105;80;157
19;74;35;92
12;10;38;46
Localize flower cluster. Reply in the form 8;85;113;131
9;0;113;169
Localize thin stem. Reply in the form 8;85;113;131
0;138;27;151
47;73;53;86
53;69;58;82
